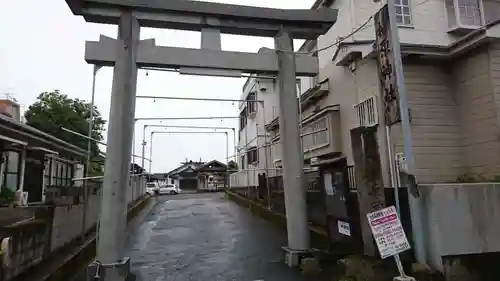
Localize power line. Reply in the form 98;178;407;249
308;15;374;55
135;116;239;121
145;124;234;130
277;0;435;55
136;95;263;103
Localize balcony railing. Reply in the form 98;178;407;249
302;117;329;152
354;96;378;128
229;170;259;188
445;0;500;33
270;141;281;162
269;127;329;163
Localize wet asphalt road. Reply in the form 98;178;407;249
124;193;306;281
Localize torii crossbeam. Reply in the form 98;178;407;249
65;0;337;39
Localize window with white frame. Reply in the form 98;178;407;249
457;0;482;26
51;159;74;187
394;0;413;26
239;107;247;131
2;151;20;192
271;141;281;161
445;0;482;28
44;157;51;187
246;92;257;115
311;118;329;146
247;147;258;165
240;154;246;169
302;117;329;151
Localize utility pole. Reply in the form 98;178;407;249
82;64;101;239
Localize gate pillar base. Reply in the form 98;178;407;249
86;258;136;281
282;246;314;268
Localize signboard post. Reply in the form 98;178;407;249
367;206;415;281
374;0;426;268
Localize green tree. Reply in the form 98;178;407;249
24;90;106;173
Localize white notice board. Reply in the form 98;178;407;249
323;172;334;195
367;206;410;259
338;220;351;236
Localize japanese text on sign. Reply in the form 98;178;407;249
374;5;401;126
367;206;410;259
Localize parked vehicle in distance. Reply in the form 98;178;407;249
146;182;160;196
159;184;181;195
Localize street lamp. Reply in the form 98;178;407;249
86;65;103;178
82;64;102;239
149;131;229;174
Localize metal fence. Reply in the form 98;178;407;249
233;172;328;228
229;165;367;251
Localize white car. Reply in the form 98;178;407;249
146;182;160;196
158;184;181;195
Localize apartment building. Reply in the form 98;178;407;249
267;68;341;173
287;0;500;271
232;42;332;188
230;73;279;188
230;1;500;269
297;0;500;185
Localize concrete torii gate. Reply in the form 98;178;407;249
64;0;337;279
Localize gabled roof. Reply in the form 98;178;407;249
166;161;205;176
0;114;87;158
196;160;227;171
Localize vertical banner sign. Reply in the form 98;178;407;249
375;5;401;126
367;206;410;259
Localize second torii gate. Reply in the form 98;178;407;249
63;0;337;280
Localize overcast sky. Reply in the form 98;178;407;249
1;0;312;173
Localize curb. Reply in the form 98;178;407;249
225;190;330;249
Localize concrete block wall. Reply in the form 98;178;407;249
127;176;146;205
50;204;84;252
51;177;146;253
420;183;500;271
229;170;259;188
1;180;147;281
84;192;101;234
